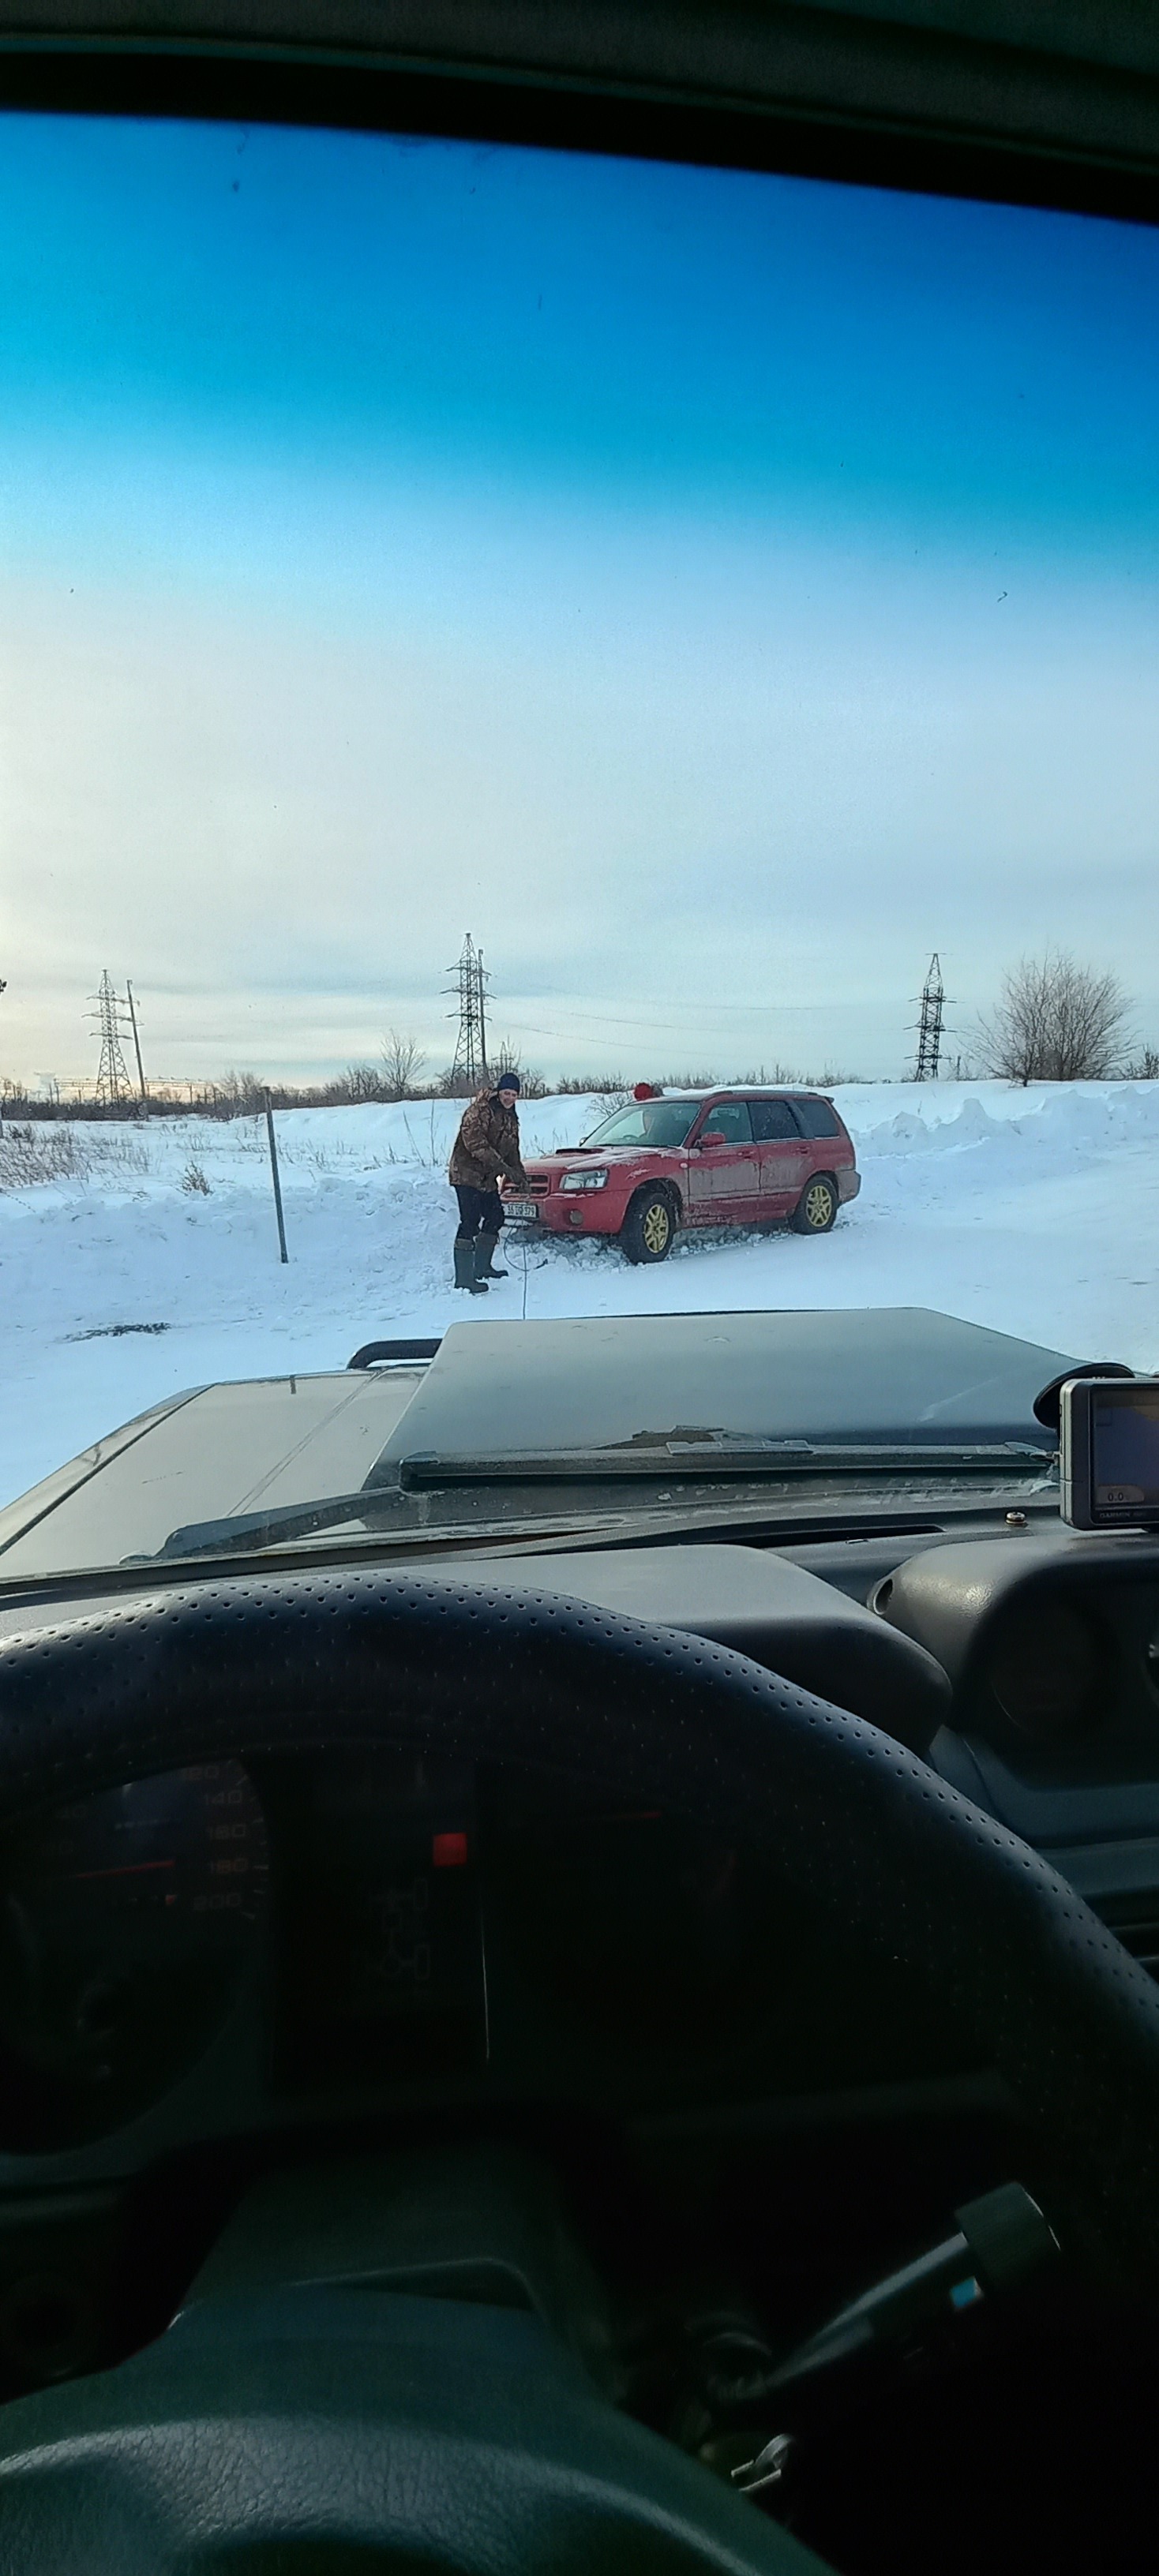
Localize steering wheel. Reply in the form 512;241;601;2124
2;1567;1158;2575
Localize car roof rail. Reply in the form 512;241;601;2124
347;1337;443;1370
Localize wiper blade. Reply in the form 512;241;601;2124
126;1488;397;1564
127;1488;637;1568
397;1439;1052;1489
131;1440;1054;1564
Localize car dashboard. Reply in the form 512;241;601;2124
3;1507;1159;2402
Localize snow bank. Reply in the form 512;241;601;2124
4;1079;1158;1511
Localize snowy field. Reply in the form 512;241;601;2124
3;1080;1159;1511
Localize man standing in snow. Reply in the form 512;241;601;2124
448;1073;527;1292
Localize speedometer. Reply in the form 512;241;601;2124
0;1762;268;2147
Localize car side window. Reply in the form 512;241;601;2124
749;1098;801;1142
793;1099;841;1139
700;1099;753;1144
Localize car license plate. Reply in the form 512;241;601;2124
506;1200;539;1222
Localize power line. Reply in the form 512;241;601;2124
499;1006;900;1048
492;999;909;1040
527;992;904;1020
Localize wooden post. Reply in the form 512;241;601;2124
125;979;148;1110
264;1088;289;1263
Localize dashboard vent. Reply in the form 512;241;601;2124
750;1518;945;1552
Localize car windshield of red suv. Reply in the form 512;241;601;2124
581;1103;702;1150
2;112;1158;1567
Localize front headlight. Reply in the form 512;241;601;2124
561;1168;610;1192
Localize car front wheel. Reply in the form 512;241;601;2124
620;1188;676;1264
791;1173;838;1234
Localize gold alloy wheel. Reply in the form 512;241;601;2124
804;1181;835;1229
642;1199;671;1255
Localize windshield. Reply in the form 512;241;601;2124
2;115;1158;1573
581;1103;701;1149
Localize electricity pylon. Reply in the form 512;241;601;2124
913;953;946;1081
88;970;133;1105
445;934;492;1087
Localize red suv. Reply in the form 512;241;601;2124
502;1087;861;1264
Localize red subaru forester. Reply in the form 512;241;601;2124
502;1085;861;1264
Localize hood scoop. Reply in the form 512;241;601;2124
371;1309;1070;1477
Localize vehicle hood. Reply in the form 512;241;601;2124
0;1308;1071;1584
519;1144;677;1170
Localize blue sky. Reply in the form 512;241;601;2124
3;114;1159;1083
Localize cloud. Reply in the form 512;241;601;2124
5;498;1158;1085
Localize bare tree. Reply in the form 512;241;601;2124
332;1061;385;1104
380;1030;427;1102
974;952;1131;1084
485;1039;548;1097
216;1069;268;1117
555;1071;627;1095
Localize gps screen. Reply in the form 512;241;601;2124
1093;1390;1159;1508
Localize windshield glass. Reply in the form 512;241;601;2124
581;1103;701;1149
2;114;1158;1573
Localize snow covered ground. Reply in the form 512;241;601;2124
4;1079;1159;1511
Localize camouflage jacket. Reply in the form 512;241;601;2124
448;1090;527;1192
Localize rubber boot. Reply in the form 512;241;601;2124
454;1238;488;1293
476;1234;508;1279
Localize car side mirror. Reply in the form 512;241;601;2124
699;1129;726;1148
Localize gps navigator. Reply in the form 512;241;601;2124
1060;1376;1159;1530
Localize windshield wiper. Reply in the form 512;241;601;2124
397;1439;1052;1488
126;1488;403;1564
126;1488;637;1567
131;1438;1054;1566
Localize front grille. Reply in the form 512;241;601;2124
523;1177;551;1195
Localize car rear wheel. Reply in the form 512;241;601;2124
791;1174;838;1234
621;1187;676;1264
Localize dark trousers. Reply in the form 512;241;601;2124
454;1183;504;1241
